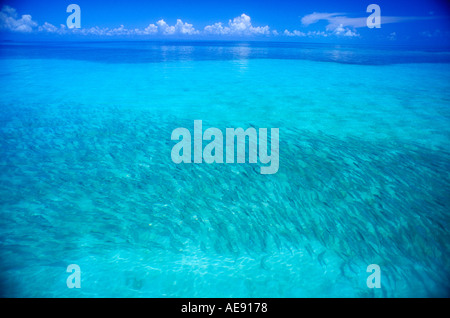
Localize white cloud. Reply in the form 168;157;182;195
343;29;359;37
0;5;439;41
32;18;196;37
174;19;199;35
283;29;306;37
0;7;270;38
155;19;198;35
144;23;158;34
279;11;371;38
0;5;37;32
229;14;250;31
284;12;367;38
38;22;57;33
0;5;201;37
204;22;226;35
156;19;176;35
301;12;345;26
1;5;16;17
331;24;359;37
295;11;436;40
107;25;134;36
204;14;270;36
302;12;367;30
283;27;358;38
301;11;435;30
134;23;158;35
420;29;450;38
306;30;328;37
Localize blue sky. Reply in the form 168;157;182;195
1;0;449;45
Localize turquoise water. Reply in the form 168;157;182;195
0;42;449;297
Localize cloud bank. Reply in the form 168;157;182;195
204;14;271;36
0;5;37;32
301;11;435;29
297;11;438;38
0;5;438;40
0;6;273;38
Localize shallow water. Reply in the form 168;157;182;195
0;42;449;297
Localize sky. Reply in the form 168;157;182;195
0;0;449;46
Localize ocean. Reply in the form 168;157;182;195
0;41;449;297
